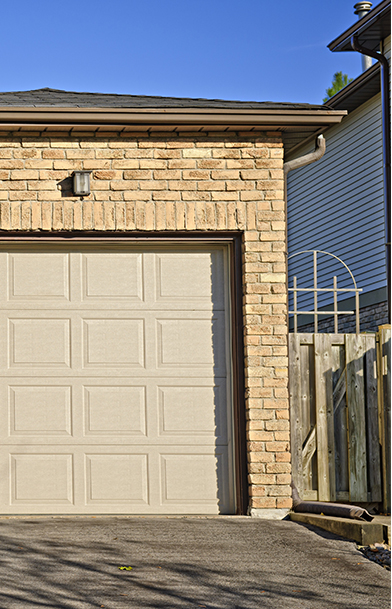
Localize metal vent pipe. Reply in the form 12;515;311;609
353;2;373;70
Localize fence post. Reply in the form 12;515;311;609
377;325;391;514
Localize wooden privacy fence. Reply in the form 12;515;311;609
289;332;383;504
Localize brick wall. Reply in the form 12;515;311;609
0;130;290;513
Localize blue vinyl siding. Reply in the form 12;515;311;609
287;92;386;311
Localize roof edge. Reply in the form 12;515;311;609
324;62;380;109
328;0;390;52
0;106;347;129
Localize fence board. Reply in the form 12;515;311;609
314;334;331;501
332;344;349;495
345;334;368;502
326;340;336;502
377;326;391;513
365;334;382;502
289;334;303;496
300;340;316;493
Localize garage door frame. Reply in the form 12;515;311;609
0;230;248;515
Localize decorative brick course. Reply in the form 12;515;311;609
0;130;290;513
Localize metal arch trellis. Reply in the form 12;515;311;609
288;250;362;334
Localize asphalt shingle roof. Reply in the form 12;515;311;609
0;88;327;110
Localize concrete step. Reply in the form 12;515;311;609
289;512;391;545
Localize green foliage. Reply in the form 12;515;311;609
323;72;353;103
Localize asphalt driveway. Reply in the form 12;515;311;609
0;516;389;609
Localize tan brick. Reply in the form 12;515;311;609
276;410;290;420
182;148;211;158
96;149;123;159
25;160;53;169
211;170;239;180
226;180;255;191
9;191;37;201
248;474;276;485
139;160;167;169
248;485;266;497
152;190;181;201
94;170;118;180
37;190;62;201
125;149;153;159
10;170;39;180
110;140;136;149
197;181;225;191
212;149;241;159
123;170;151;180
168;159;195;169
277;498;292;509
248;431;274;441
53;160;83;170
197;159;225;169
226;159;254;169
110;180;139;191
167;140;193;149
144;201;155;230
155;201;166;230
153;170;181;180
266;484;291;497
265;420;289;431
276;474;291;485
65;149;95;159
250;497;276;508
14;149;39;159
248;463;266;475
6;181;26;191
123;191;150;201
248;452;275;463
211;191;238;201
265;441;289;452
168;180;197;191
0;142;20;149
154;149;181;159
266;463;291;474
183;170;210;180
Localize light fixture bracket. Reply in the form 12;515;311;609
73;170;92;196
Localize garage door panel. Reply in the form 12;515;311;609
160;453;218;507
83;318;145;368
9;385;72;436
10;453;74;505
156;314;226;372
159;447;232;514
82;253;144;302
154;250;225;309
157;380;228;444
84;385;147;436
8;318;72;369
8;253;70;302
85;453;149;505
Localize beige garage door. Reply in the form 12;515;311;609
0;242;235;514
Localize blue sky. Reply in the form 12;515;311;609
1;0;372;104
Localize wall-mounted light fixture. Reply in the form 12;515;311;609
73;170;92;196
